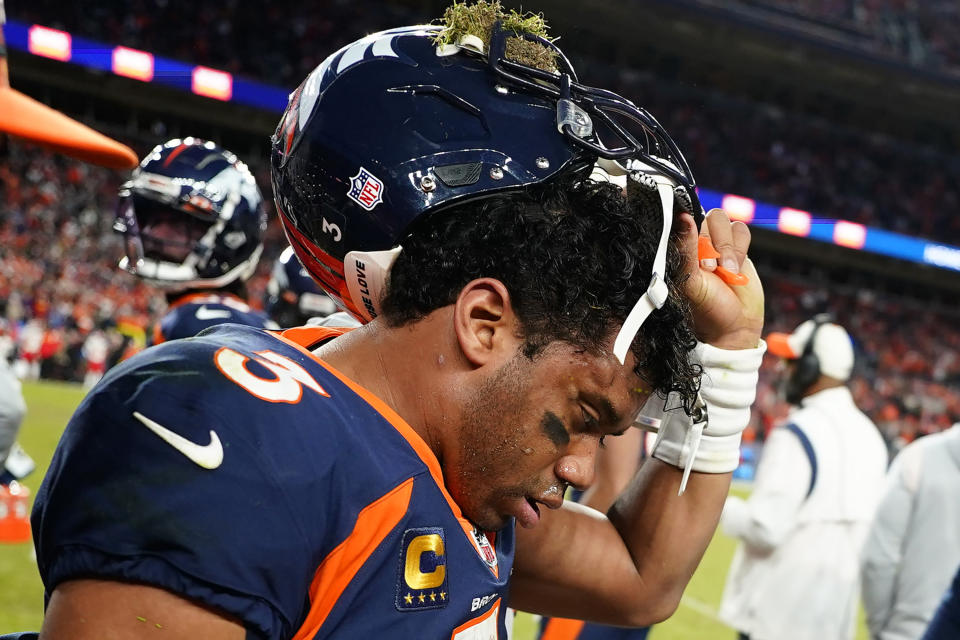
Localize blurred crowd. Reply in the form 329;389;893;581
14;1;960;82
9;0;416;90
726;0;960;70
1;138;957;453
9;1;960;248
751;272;960;458
585;62;960;246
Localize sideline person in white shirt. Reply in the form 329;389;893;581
719;315;889;640
861;424;960;640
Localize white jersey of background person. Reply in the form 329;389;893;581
719;317;889;640
860;424;960;640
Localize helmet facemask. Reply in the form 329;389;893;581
116;139;266;292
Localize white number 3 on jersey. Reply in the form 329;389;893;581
214;348;329;403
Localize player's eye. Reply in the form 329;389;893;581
599;429;627;449
581;406;600;432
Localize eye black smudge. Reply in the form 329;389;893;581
541;411;570;447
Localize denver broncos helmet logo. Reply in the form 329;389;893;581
275;83;304;166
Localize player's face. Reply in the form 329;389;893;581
448;340;649;532
138;204;210;262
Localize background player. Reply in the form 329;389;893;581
114;137;277;345
264;246;339;327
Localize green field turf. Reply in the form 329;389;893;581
0;380;868;638
0;380;88;632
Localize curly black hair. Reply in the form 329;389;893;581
381;177;701;412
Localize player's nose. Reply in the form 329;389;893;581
555;434;598;491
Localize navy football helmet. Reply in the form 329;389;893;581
115;138;267;291
271;23;700;352
265;246;339;327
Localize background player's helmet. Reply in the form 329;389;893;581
271;23;700;326
265;246;339;327
115;137;267;291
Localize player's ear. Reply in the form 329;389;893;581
453;278;519;367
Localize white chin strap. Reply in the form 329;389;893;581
343;247;402;322
612;174;677;365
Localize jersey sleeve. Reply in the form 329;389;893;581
32;338;328;640
720;425;809;552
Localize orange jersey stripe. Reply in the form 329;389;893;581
272;327;498;578
540;617;587;640
291;477;414;640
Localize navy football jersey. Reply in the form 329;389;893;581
153;292;278;344
33;325;514;640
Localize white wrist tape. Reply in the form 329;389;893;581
645;340;766;494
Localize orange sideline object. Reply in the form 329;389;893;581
0;482;31;544
697;235;749;286
0;86;138;169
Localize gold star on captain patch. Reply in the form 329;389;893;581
430;591;437;602
404;593;413;605
440;591;447;600
418;593;426;603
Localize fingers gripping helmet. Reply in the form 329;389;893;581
271;23;700;358
115;137;268;291
266;246;339;327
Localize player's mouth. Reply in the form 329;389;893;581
514;494;563;529
515;497;540;529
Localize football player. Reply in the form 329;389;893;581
114;138;277;344
264;246;340;327
33;12;765;640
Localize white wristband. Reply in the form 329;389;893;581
647;340;766;493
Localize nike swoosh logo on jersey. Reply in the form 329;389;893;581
133;411;224;470
195;305;232;320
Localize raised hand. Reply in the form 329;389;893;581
676;209;765;350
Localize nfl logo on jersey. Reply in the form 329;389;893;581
348;167;384;211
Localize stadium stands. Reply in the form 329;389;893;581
718;0;960;70
9;1;960;247
17;2;960;81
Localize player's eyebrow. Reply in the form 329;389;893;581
580;392;624;431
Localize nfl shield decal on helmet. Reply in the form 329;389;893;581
348;167;384;211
